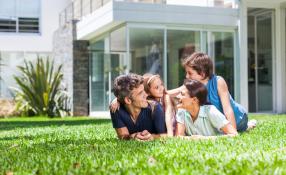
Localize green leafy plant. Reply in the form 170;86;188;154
13;57;70;117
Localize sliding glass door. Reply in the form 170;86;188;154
248;8;274;112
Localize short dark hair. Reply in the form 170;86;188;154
182;52;213;79
113;73;144;104
184;79;208;106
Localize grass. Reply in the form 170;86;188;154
0;115;286;175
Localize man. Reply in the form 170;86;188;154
111;73;166;141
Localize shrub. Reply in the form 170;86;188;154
13;57;71;117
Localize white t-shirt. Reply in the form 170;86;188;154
176;105;229;136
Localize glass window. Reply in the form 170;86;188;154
0;0;16;17
17;0;40;18
166;0;237;8
211;32;235;96
0;0;40;33
90;39;107;111
167;30;201;89
110;27;126;52
129;28;164;78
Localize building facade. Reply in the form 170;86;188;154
0;0;70;97
64;0;286;116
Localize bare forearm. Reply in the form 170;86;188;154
165;103;175;136
118;132;138;140
167;86;182;97
224;111;237;129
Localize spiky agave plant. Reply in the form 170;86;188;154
13;57;70;117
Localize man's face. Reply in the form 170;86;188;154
129;84;148;108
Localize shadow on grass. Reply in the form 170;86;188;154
0;119;111;131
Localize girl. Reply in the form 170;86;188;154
110;73;176;136
176;79;238;138
178;52;255;132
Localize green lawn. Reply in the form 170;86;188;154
0;115;286;175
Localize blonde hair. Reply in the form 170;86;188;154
143;73;161;96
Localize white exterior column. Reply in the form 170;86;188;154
238;0;249;111
274;7;286;113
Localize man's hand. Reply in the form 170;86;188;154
134;130;154;141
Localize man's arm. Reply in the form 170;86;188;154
115;127;142;140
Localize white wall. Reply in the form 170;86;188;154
77;1;239;40
0;0;71;98
0;0;71;52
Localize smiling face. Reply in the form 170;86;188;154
148;77;164;99
177;86;199;110
185;66;205;82
128;84;149;108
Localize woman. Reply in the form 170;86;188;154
175;79;238;138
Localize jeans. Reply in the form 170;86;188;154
237;113;248;132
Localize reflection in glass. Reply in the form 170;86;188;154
129;28;164;77
167;30;201;89
90;33;127;111
212;32;234;97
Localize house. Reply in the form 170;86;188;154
0;0;70;97
2;0;286;117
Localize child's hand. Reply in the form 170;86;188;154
109;98;120;113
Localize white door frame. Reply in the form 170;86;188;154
240;0;286;113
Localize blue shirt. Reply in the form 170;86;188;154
206;75;247;128
110;103;167;134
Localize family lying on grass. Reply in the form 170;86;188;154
110;52;256;141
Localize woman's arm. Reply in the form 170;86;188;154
175;122;186;136
178;135;217;140
217;77;237;129
221;123;238;137
164;94;175;136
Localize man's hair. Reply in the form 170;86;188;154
184;79;208;106
182;52;213;79
113;73;144;104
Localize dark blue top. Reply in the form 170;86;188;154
206;75;247;126
110;103;167;134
